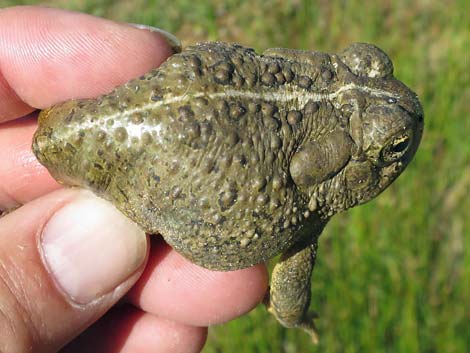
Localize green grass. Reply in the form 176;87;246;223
3;1;469;352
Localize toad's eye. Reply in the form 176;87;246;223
381;134;411;163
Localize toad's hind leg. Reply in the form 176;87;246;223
265;237;320;343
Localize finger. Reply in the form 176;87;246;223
127;237;269;327
61;305;207;353
0;6;175;122
0;189;148;353
0;114;60;210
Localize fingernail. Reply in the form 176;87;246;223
40;191;146;304
129;23;182;53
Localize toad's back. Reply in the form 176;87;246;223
34;43;336;269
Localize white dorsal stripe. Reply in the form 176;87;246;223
73;83;400;141
104;82;399;123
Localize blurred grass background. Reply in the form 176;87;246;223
2;0;469;352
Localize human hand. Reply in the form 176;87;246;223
0;6;268;353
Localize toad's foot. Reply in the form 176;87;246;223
264;291;320;344
265;237;320;343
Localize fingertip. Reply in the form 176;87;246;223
128;237;269;326
0;6;176;121
0;189;148;352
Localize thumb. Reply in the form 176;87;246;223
0;189;148;353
